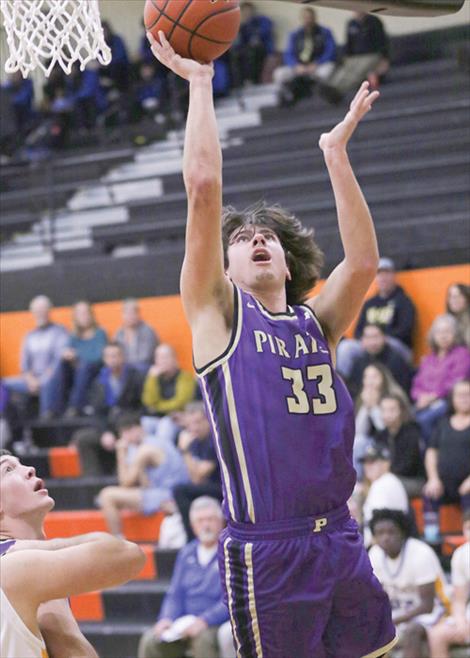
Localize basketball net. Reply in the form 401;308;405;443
0;0;112;78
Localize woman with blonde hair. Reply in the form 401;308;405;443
411;314;470;445
446;283;470;349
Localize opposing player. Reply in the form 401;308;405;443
148;30;397;658
0;449;145;657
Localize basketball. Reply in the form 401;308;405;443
144;0;241;63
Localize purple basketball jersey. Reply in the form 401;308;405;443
197;286;357;524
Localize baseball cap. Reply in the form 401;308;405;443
378;257;395;272
359;444;391;463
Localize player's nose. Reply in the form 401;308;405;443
25;465;36;478
252;233;266;246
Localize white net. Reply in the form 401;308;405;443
0;0;112;78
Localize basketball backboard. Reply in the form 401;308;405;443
279;0;466;16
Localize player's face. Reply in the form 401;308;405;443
373;520;404;558
452;381;470;415
0;455;54;522
226;225;290;297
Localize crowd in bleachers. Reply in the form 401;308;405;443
1;3;391;159
1;267;469;656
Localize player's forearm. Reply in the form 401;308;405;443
39;599;99;658
183;71;222;192
323;149;379;273
9;532;111;552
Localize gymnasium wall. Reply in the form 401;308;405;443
1;263;468;377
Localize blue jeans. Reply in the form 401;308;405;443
4;373;61;416
60;360;101;411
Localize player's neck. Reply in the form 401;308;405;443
248;286;289;314
1;516;47;540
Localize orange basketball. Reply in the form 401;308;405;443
144;0;241;63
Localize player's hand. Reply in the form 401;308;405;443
319;81;379;153
147;31;214;82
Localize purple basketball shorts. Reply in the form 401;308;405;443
218;505;397;658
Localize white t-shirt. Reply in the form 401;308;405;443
363;472;409;546
0;588;49;658
451;541;470;617
369;537;450;624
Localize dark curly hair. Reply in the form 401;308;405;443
369;509;412;538
222;201;324;305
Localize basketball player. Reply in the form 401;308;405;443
148;30;397;658
0;449;145;657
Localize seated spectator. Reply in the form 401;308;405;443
72;342;143;475
59;300;108;417
172;403;222;542
4;295;69;420
133;61;166;122
423;380;470;523
428;510;470;658
97;413;189;536
100;21;130;93
114;298;159;373
231;2;274;86
411;315;470;444
359;444;408;547
376;395;425;498
63;63;108;131
353;363;408;477
142;344;196;421
319;11;389;104
369;509;449;658
337;258;416;378
138;497;230;658
348;323;413;397
212;53;232;99
446;283;470;348
1;72;35;136
273;7;336;107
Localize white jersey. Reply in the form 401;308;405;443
0;588;49;658
451;541;470;617
369;537;450;623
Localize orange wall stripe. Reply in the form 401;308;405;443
70;592;104;622
44;510;165;542
48;446;82;479
1;264;469;377
122;510;164;543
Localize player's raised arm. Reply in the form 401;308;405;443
308;82;380;347
147;32;232;326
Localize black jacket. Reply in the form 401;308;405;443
376;423;425;479
354;285;416;348
348;345;414;397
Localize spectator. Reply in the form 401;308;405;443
1;72;35;136
100;21;130;92
72;342;143;475
369;509;449;658
97;413;189;537
353;363;408;477
133;61;166;122
4;295;69;419
231;2;274;86
428;510;470;658
446;283;470;348
337;257;416;378
59;301;108;417
114;298;159;373
411;315;470;444
138;497;230;658
348;323;414;397
319;11;389;104
172;403;222;542
142;344;196;419
376;394;425;498
423;379;470;518
359;444;408;546
63;63;108;131
273;7;336;107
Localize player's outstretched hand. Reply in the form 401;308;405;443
319;81;379;153
147;31;214;82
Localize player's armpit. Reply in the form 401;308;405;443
38;598;98;658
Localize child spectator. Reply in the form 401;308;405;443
423;379;470;516
376;394;425;498
446;283;470;348
72;342;143;475
4;295;69;420
369;509;450;658
428;510;470;658
97;413;188;537
337;258;416;378
114;298;159;373
231;2;274;86
273;7;336;106
412;315;470;444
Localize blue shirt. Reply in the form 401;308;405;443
159;540;229;627
69;328;107;364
